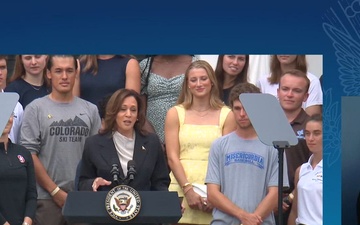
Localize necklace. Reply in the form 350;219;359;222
30;84;41;91
191;107;211;117
195;111;210;117
23;77;43;91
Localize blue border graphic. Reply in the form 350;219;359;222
0;0;348;224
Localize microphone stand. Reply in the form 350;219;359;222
110;164;121;186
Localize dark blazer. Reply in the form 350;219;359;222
78;130;170;192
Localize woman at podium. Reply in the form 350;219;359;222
78;88;170;192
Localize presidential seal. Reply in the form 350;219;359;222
105;185;141;221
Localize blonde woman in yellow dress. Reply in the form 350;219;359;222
165;60;236;224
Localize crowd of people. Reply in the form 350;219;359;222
0;55;323;225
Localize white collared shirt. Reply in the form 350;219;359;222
113;131;135;176
296;155;323;225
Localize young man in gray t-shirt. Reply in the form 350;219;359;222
20;55;101;225
206;83;289;225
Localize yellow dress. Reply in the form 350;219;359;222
169;105;231;224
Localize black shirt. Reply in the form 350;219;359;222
0;140;37;225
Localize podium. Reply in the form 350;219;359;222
63;191;182;224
